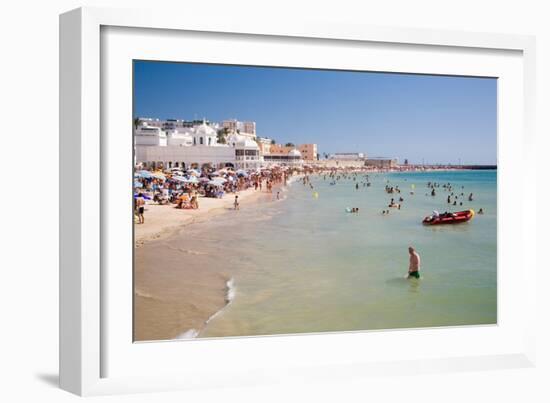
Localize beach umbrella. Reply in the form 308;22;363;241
210;171;221;177
184;176;199;184
134;193;151;200
172;175;198;184
151;172;166;180
208;180;225;187
211;177;227;184
133;181;143;188
136;170;153;179
199;177;210;183
188;169;201;176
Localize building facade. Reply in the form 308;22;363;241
267;144;317;161
134;119;265;170
364;158;399;168
298;144;318;161
263;149;304;166
328;152;365;160
134;116;312;169
221;119;256;136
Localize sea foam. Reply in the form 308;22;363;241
225;277;236;304
176;328;199;339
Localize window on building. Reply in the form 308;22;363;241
200;137;203;145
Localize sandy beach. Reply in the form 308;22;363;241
134;186;266;246
134;185;278;341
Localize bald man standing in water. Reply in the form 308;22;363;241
408;246;421;279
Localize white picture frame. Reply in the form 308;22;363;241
59;6;537;396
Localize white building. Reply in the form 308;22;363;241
134;119;264;170
263;148;304;166
135;125;167;146
328;152;366;160
235;138;262;169
135;145;236;170
165;129;193;147
191;121;219;146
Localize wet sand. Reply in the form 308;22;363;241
133;186;278;341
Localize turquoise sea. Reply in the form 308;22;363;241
181;170;497;338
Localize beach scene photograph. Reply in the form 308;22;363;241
132;61;497;342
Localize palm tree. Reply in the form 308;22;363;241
285;142;295;147
217;127;229;144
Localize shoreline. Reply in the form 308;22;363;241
134;185;273;247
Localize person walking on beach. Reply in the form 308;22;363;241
135;193;145;224
408;246;421;279
234;195;240;210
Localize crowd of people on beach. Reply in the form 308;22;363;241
133;165;299;223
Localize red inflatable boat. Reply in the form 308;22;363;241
423;209;475;225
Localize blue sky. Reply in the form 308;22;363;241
134;61;497;165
